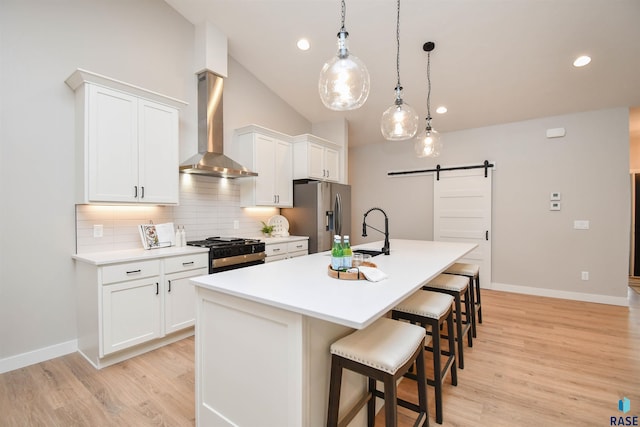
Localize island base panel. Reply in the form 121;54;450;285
195;287;373;426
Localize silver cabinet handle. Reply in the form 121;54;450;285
126;269;141;275
141;186;145;199
182;261;194;266
273;248;281;252
134;186;138;198
168;280;172;293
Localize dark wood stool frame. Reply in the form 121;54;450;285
444;270;482;337
392;303;457;424
326;338;429;427
422;279;473;370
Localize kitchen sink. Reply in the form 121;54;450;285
353;249;384;257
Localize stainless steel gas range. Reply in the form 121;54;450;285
186;237;266;274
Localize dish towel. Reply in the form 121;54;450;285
347;266;388;282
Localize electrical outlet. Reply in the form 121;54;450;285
574;220;590;230
233;220;239;230
581;271;589;281
93;224;103;238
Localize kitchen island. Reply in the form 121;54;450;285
191;239;476;427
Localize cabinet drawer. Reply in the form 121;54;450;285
164;253;208;274
102;260;160;285
266;243;288;257
287;240;308;253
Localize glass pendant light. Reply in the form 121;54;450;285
319;0;370;111
414;42;442;157
381;0;418;141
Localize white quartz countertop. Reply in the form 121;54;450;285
257;235;309;244
72;246;209;265
191;239;476;329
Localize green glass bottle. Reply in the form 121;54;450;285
342;235;352;268
331;235;343;270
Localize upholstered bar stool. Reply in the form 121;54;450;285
327;317;429;427
423;274;473;370
392;290;457;424
444;262;481;337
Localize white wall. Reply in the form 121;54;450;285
0;0;310;369
351;108;630;302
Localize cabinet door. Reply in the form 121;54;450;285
324;147;340;182
308;143;325;180
254;134;276;205
165;268;207;334
274;140;293;206
88;85;139;202
102;277;161;356
138;100;179;204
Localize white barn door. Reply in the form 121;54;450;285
434;167;492;287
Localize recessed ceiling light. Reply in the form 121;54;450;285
573;55;591;67
297;38;310;51
436;106;447;114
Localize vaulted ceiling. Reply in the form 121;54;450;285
165;0;640;147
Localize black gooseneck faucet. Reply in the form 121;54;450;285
362;207;390;255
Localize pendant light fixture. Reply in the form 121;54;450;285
414;41;443;157
381;0;418;141
318;0;370;111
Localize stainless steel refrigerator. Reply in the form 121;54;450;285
281;180;351;254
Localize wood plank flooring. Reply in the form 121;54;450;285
1;289;638;427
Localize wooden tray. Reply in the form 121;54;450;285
327;262;377;280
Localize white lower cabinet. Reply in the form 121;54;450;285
102;276;162;356
164;255;208;334
265;239;309;263
75;250;208;369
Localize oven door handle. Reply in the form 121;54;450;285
212;252;266;269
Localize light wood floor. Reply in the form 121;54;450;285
1;289;639;427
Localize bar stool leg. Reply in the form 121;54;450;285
467;277;477;338
367;378;376;427
327;355;343;427
415;347;429;427
383;375;398;427
464;286;474;346
446;310;458;387
476;274;483;324
452;294;465;369
431;319;443;424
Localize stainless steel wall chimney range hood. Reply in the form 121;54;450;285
179;71;257;178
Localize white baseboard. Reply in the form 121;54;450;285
490;282;629;307
0;339;78;374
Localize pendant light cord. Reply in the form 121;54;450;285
426;50;432;122
395;0;401;88
340;0;346;32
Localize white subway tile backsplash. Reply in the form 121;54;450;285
75;175;280;253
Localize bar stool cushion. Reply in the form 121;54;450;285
428;273;469;292
445;262;479;277
394;290;454;320
330;317;426;375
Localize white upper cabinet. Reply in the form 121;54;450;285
292;134;342;183
235;125;293;207
66;69;185;204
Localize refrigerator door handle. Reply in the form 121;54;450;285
335;193;342;236
326;211;333;231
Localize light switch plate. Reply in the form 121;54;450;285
550;202;561;211
550;192;561;201
574;220;590;230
